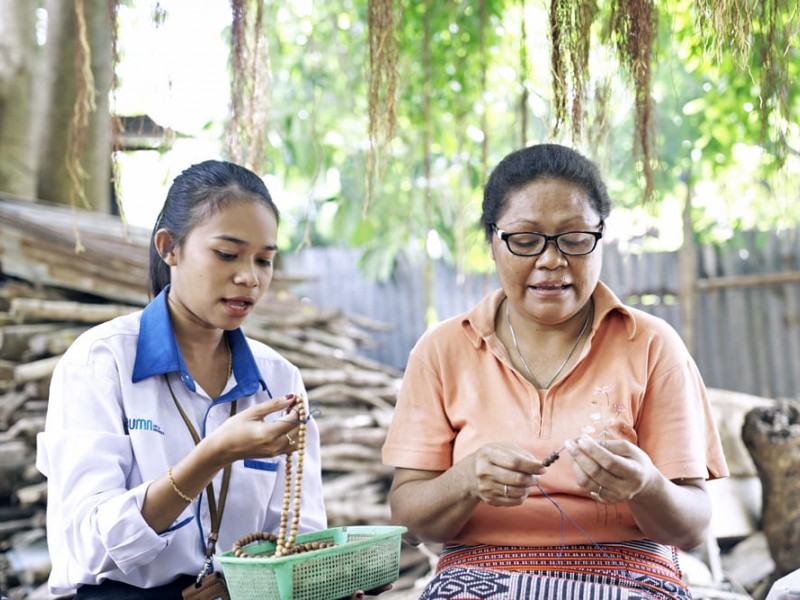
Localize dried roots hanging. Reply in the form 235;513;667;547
549;0;597;141
364;0;401;216
695;0;754;67
697;0;798;166
610;0;656;200
754;0;797;164
586;77;612;159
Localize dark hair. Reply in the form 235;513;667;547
148;160;280;296
480;144;611;241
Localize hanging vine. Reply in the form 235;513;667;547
695;0;798;165
227;0;269;172
585;77;612;165
695;0;754;67
609;0;656;199
364;0;400;216
549;0;596;141
753;0;797;164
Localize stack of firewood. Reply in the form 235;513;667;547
0;195;431;597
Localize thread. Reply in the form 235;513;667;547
536;483;668;600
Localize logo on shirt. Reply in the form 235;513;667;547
125;417;165;435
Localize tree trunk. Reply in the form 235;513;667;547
0;0;38;198
37;0;113;212
741;401;800;585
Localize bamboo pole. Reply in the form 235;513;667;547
14;355;61;383
10;298;138;324
696;270;800;292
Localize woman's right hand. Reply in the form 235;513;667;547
204;395;303;466
143;395;303;532
388;444;547;543
472;443;545;507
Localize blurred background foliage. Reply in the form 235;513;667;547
219;0;800;280
0;0;798;281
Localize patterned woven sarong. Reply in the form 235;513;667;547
419;540;692;600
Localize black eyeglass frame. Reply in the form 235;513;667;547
492;223;604;257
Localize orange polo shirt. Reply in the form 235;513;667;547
382;282;729;547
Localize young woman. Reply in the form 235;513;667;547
37;160;326;598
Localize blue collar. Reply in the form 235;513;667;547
131;287;268;400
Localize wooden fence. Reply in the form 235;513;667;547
282;229;800;400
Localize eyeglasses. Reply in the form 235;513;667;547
492;223;604;257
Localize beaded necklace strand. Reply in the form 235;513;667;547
232;396;333;558
275;399;306;557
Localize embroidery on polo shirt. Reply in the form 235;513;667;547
587;381;624;525
583;382;624;440
125;417;165;435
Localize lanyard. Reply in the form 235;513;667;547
165;375;237;570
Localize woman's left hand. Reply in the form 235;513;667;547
566;436;712;549
564;436;657;504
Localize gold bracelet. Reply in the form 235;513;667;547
167;465;196;503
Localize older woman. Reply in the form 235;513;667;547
382;143;728;599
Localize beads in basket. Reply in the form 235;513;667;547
231;531;334;558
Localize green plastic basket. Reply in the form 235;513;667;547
219;525;407;600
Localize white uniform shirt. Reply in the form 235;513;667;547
36;288;327;594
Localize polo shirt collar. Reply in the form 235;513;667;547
131;287;268;398
592;281;637;339
461;289;505;347
461;281;637;346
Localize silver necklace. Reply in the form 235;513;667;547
505;299;592;389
